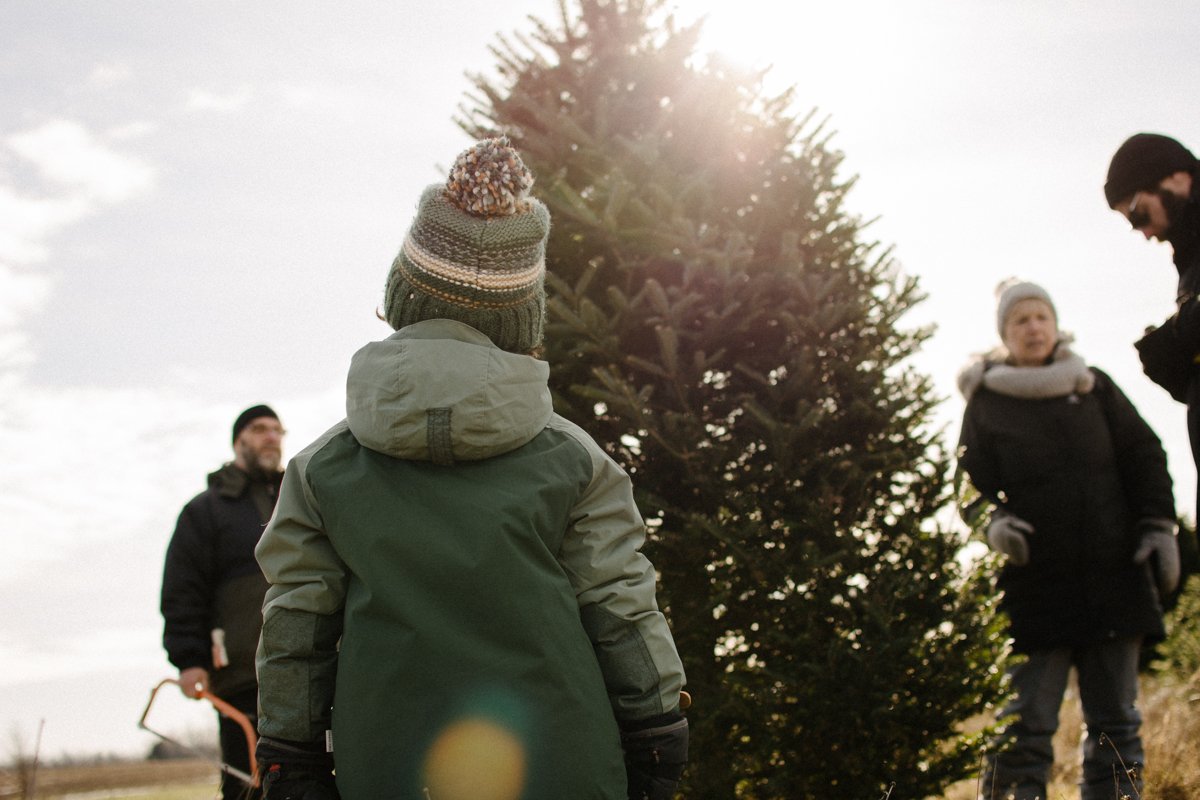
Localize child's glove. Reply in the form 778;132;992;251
256;736;339;800
621;711;689;800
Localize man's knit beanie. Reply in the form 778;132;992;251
995;278;1056;337
232;404;279;444
1104;133;1198;207
382;137;550;354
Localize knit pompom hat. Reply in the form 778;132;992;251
995;278;1056;337
1104;133;1197;207
382;137;550;354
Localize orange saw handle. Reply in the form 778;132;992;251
138;677;259;787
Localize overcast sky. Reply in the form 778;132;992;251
2;0;1198;761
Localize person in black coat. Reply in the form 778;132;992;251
161;405;285;799
1105;133;1200;518
957;280;1179;800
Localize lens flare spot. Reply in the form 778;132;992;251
422;717;526;800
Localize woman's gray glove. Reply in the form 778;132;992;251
1134;519;1181;597
986;514;1033;566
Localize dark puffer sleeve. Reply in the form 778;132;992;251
956;398;1005;522
1092;369;1175;521
161;498;216;672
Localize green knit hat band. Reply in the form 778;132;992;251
383;138;549;354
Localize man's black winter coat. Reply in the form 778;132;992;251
160;463;279;696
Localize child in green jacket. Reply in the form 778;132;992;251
254;138;688;800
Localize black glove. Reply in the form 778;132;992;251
620;711;689;800
256;736;339;800
1135;322;1193;403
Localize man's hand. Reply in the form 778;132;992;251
1134;519;1181;597
986;514;1034;566
621;711;688;800
178;667;209;699
257;737;339;800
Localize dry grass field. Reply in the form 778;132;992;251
0;758;219;800
941;671;1200;800
4;672;1198;799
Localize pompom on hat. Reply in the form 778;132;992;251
1104;133;1197;207
995;278;1056;337
383;137;550;354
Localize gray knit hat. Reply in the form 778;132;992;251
382;137;550;354
995;278;1056;337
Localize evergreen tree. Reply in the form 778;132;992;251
461;1;1009;796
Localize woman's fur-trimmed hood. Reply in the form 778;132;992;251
957;335;1095;402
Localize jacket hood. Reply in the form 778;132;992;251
346;319;553;463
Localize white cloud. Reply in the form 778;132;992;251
279;82;367;114
0;120;156;352
186;85;254;113
0;120;156;371
107;120;160;141
7;119;156;204
0;383;232;583
0;264;53;370
0;332;36;376
0;184;90;264
0;376;346;690
87;61;133;88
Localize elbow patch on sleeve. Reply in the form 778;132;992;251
580;603;665;720
256;607;343;742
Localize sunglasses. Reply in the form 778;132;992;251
1127;193;1150;230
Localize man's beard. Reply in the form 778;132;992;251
243;445;283;478
1158;187;1192;240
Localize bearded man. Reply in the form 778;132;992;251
1106;133;1200;517
161;404;285;799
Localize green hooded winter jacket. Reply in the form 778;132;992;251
255;319;685;799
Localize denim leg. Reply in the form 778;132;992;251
1077;637;1143;800
982;648;1072;800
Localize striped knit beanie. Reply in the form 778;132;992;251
383;137;550;354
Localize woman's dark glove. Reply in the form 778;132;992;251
256;736;339;800
620;711;689;800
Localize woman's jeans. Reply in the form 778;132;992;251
981;637;1144;800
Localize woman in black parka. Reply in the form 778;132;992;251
957;279;1179;800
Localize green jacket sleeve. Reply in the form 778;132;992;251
254;423;350;743
549;416;687;722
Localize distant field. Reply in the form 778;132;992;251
5;670;1199;799
0;758;222;800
